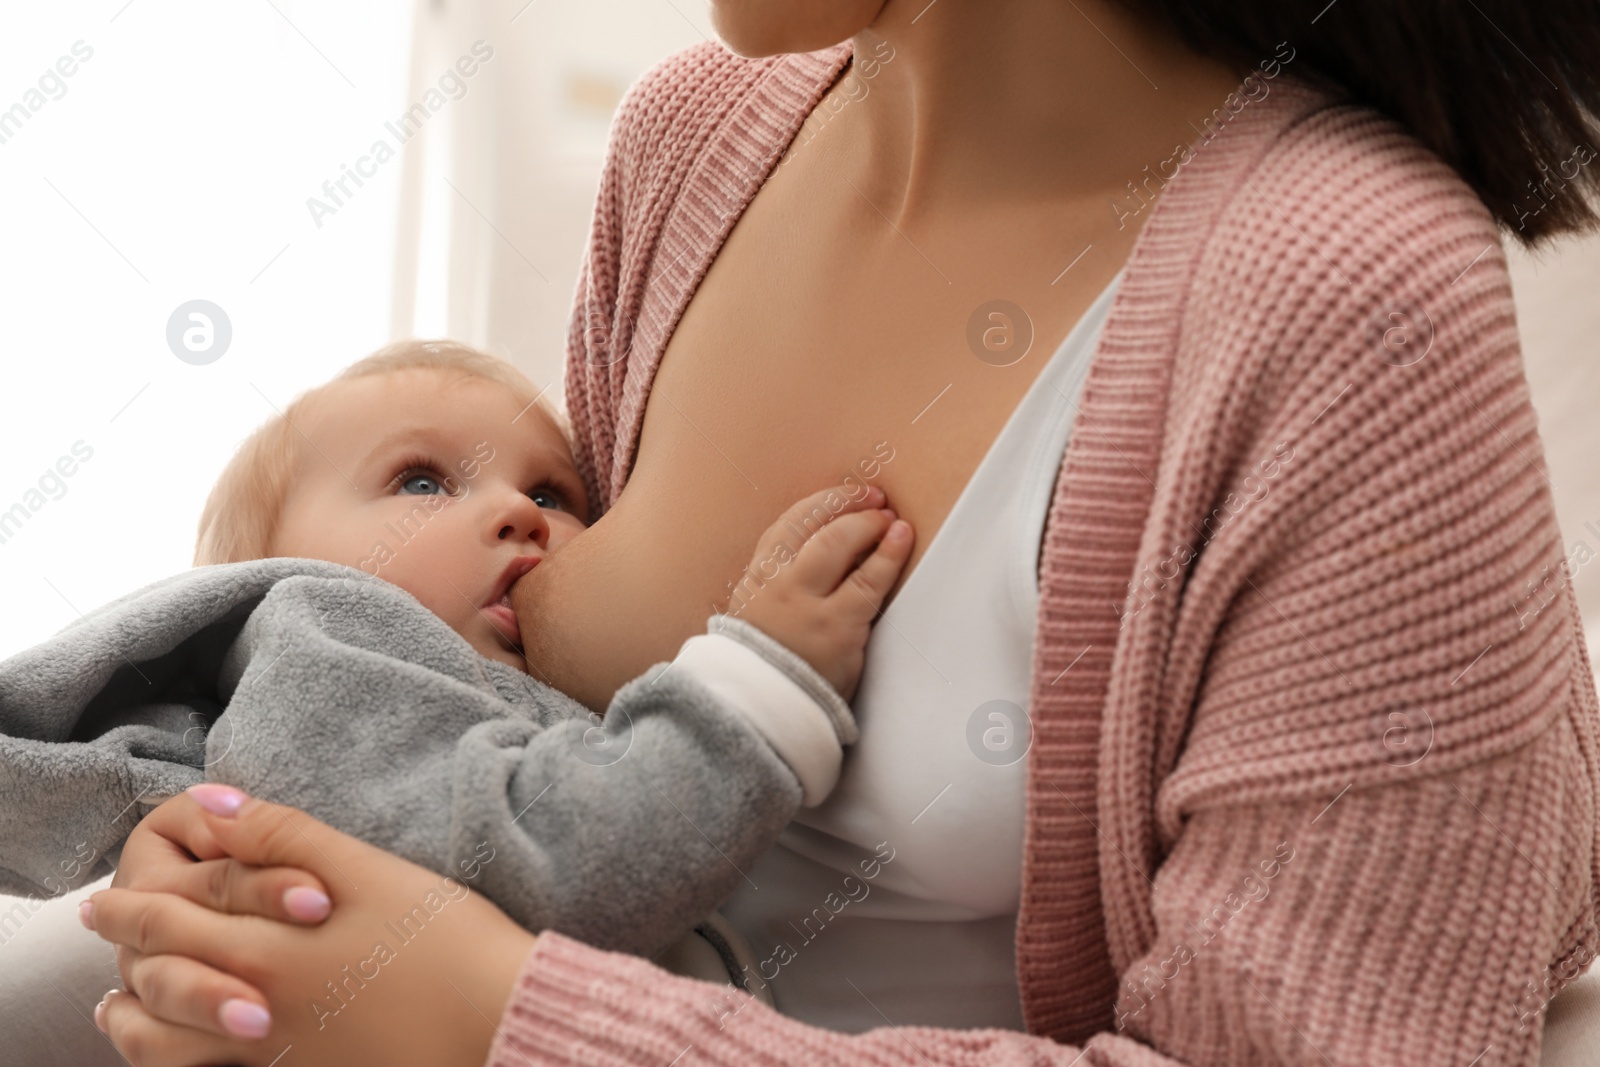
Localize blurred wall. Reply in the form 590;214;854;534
395;0;712;380
1507;237;1600;658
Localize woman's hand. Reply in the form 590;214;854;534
85;785;537;1067
96;786;338;1046
107;785;335;922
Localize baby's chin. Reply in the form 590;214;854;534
473;636;530;673
486;643;531;668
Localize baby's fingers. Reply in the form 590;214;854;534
752;484;886;564
779;483;886;531
791;508;908;595
838;518;914;616
97;987;266;1067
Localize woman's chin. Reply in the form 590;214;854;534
708;0;883;58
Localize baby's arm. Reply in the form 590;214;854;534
212;491;911;956
449;485;912;952
666;483;913;802
714;482;912;707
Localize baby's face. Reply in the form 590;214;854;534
268;368;590;670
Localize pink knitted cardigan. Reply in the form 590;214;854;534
487;40;1600;1066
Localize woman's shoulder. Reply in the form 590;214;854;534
1201;73;1507;309
603;40;849;203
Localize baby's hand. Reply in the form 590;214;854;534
729;484;914;704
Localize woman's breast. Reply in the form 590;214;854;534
518;143;1126;713
622;184;1067;614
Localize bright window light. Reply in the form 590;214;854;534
0;1;412;658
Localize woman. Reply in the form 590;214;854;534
82;0;1600;1063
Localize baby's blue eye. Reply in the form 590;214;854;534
530;487;566;511
400;473;446;495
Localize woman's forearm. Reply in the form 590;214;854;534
487;932;1108;1066
490;722;1574;1067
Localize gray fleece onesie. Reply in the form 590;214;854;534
0;558;856;965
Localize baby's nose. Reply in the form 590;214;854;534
494;494;550;544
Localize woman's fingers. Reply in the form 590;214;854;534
176;787;370;892
109;790;332;923
120;791;229;867
86;793;538;1067
114;791;333;918
122;953;273;1040
165;856;331;924
88;888;260;977
97;988;264;1067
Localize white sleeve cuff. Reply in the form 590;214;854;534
671;633;844;806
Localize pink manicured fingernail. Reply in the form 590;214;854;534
78;900;94;930
888;520;909;540
283;886;331;922
186;783;247;816
219;998;272;1039
93;996;108;1033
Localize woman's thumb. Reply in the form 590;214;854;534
186;784;358;891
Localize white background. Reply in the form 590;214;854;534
0;1;711;657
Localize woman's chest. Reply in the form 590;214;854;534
628;165;1136;604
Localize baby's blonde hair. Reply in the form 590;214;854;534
194;339;567;566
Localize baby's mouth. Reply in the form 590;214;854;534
482;556;540;648
483;594;521;647
485;557;541;606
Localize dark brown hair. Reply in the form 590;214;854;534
1120;0;1600;248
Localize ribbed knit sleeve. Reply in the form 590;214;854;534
1084;102;1600;1065
486;931;1096;1066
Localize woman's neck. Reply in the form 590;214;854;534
843;0;1252;224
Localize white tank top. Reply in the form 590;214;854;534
718;270;1124;1032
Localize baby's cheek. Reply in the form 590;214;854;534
549;513;590;550
463;624;525;671
424;588;475;636
376;568;462;631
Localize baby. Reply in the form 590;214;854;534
191;340;598;674
0;339;912;999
